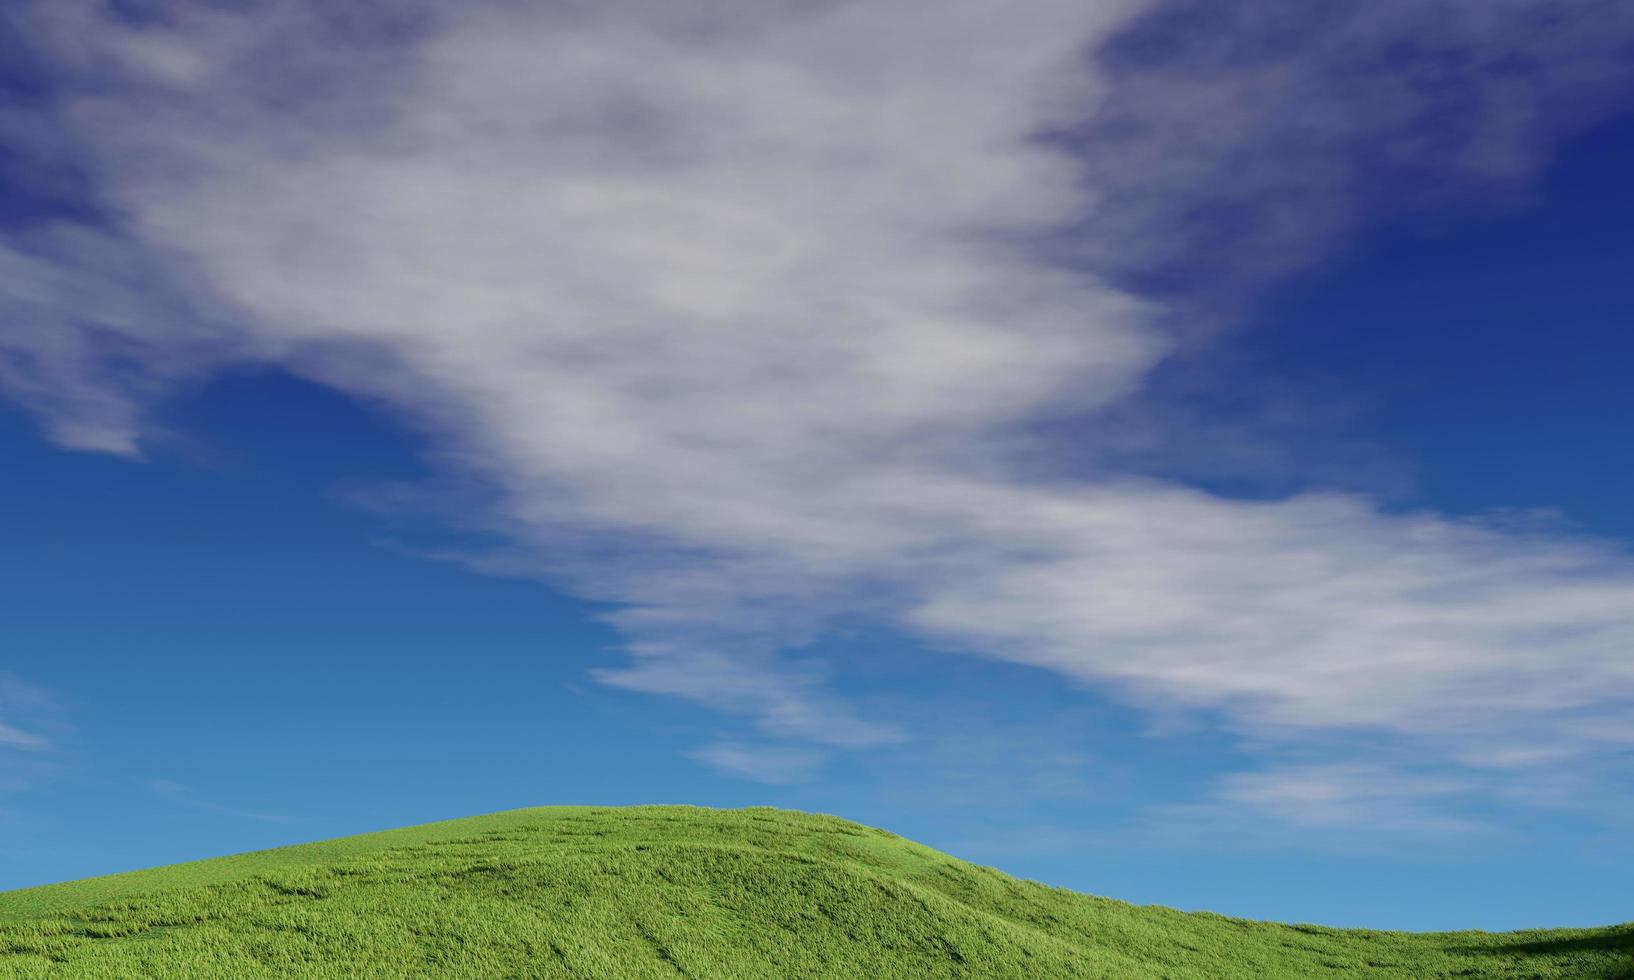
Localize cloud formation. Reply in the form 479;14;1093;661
687;742;823;786
0;674;51;748
0;674;56;799
0;723;46;751
1078;0;1634;300
4;0;1634;828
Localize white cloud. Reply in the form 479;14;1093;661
1131;763;1493;841
0;675;57;798
0;723;47;751
147;779;293;823
688;742;823;785
0;226;229;454
4;0;1634;828
1077;0;1634;299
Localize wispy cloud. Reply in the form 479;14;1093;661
4;0;1634;831
147;779;293;824
1208;764;1484;836
1078;0;1634;301
0;674;63;796
688;742;823;785
0;723;47;750
0;674;54;752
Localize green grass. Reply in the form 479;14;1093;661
0;806;1628;978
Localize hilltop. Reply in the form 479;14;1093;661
1;806;1629;977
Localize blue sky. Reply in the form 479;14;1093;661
4;0;1634;931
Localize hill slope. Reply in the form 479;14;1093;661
0;806;1629;978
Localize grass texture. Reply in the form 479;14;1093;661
0;806;1629;978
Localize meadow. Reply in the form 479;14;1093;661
1;806;1629;978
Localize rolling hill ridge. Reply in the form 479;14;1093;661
1;806;1629;978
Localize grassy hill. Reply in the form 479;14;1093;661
0;806;1629;978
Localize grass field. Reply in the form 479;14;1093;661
0;806;1629;978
